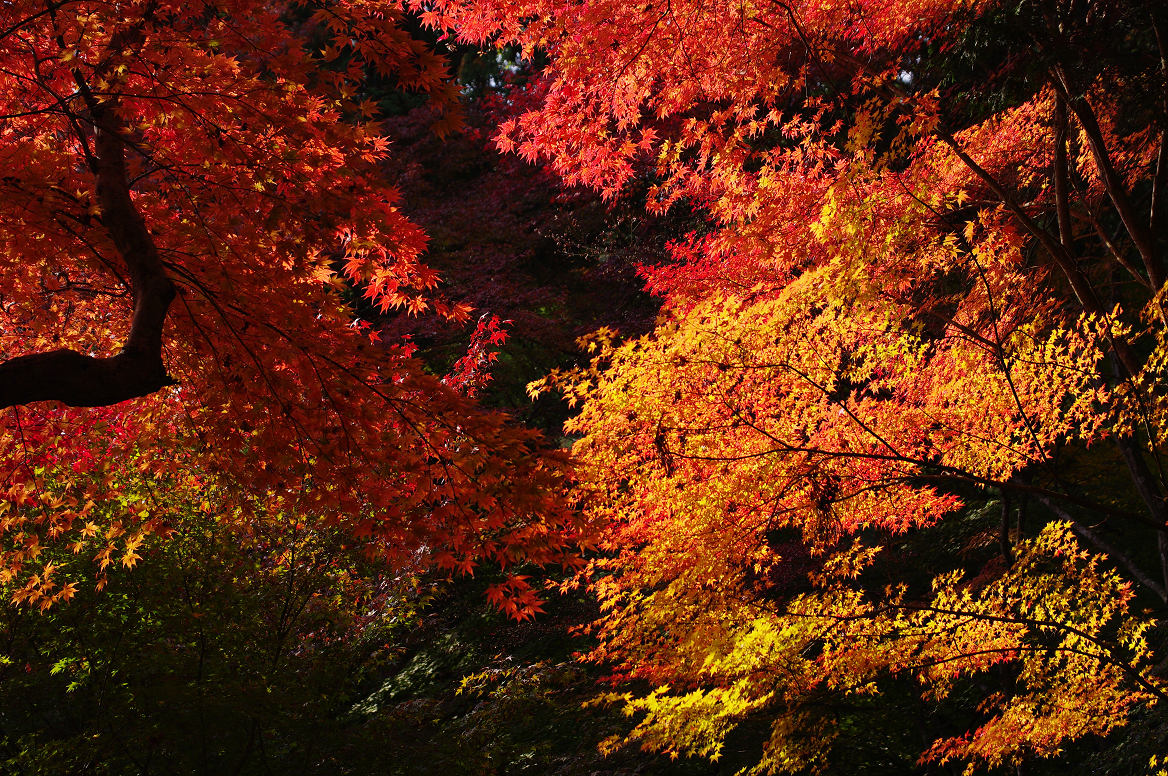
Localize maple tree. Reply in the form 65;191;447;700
0;0;584;618
0;17;702;773
419;0;1168;771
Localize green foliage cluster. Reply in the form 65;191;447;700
0;498;707;775
0;510;414;775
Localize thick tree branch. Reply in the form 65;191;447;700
1153;131;1168;241
1053;94;1075;252
1050;68;1166;290
0;110;176;409
1151;8;1168;240
935;126;1105;312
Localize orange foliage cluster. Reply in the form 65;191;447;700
423;0;1168;770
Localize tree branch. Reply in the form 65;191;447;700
1050;67;1165;291
1053;93;1075;252
1150;7;1168;241
0;104;176;408
1035;493;1167;602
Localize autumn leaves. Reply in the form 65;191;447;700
2;0;1168;772
432;0;1168;770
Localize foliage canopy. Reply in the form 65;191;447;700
0;0;584;618
421;0;1168;770
5;0;1168;773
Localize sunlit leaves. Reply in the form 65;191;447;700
443;0;1168;770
